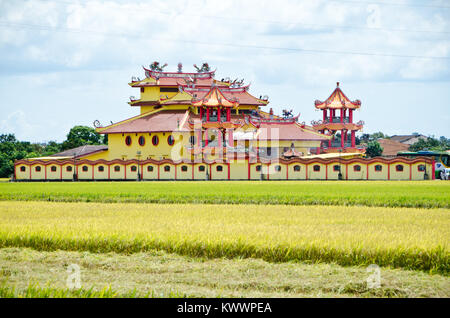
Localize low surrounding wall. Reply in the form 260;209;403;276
13;157;434;181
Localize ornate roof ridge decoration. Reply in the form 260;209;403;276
315;82;361;109
143;66;216;79
184;85;250;93
245;113;300;127
192;86;239;108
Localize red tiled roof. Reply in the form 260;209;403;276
256;123;328;141
378;138;410;156
99;111;190;134
315;82;361;109
192;90;266;106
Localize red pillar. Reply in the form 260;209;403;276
206;107;210;122
351;130;355;147
341;129;344;149
200;107;203;119
227;108;231;122
432;158;435;179
218;107;221;122
340;109;343;123
349;109;353;123
329;109;333;123
323;110;326;122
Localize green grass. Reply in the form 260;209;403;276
1;181;449;208
0;284;186;298
0;201;448;273
1;248;448;298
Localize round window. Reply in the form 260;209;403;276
167;135;175;146
152;135;159;146
138;136;145;146
125;136;132;146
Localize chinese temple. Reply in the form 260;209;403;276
14;62;434;181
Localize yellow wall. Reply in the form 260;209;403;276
159;163;175;180
15;164;30;180
103;132;190;161
287;163;306;180
210;163;228;180
307;163;326;180
347;162;367;180
367;162;388;180
15;159;433;181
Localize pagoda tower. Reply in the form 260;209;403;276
311;82;364;153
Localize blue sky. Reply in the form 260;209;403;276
0;0;449;143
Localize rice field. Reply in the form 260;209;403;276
0;201;448;273
1;181;449;208
0;181;448;297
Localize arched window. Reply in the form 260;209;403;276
131;166;137;172
375;165;383;172
164;165;170;172
256;165;262;172
20;166;26;172
333;165;340;172
353;165;361;172
199;165;205;172
138;136;145;146
147;166;154;172
152;135;159;146
274;165;281;172
395;164;404;172
51;166;57;172
35;166;41;172
294;165;301;172
313;165;320;172
181;165;188;172
167;135;175;146
82;166;88;172
98;166;104;172
114;166;120;172
66;166;72;172
418;165;426;172
216;165;223;172
125;136;132;146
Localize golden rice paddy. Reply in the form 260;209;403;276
0;201;448;273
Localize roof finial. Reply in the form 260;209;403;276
337;82;340;87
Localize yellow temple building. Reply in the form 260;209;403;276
14;62;434;181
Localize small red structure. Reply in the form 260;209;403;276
311;82;365;153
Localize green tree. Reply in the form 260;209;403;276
366;141;383;158
61;126;103;150
408;136;448;152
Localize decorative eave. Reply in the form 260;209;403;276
95;107;165;134
310;121;365;131
192;86;239;108
315;82;361;110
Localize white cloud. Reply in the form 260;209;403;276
0;0;449;140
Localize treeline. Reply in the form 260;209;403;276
0;126;107;178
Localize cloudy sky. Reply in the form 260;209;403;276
0;0;449;143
